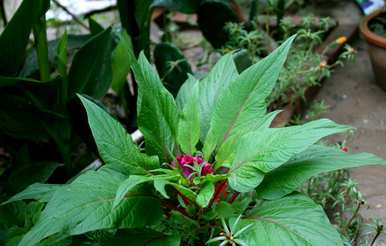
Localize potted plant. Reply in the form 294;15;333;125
2;36;386;246
360;7;386;91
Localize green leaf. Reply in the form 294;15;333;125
117;0;152;56
19;167;162;246
133;53;179;161
241;193;343;246
256;145;386;200
56;32;68;104
203;36;295;159
113;175;152;208
196;182;215;208
5;161;62;194
229;119;351;192
106;229;181;246
176;74;199;111
3;183;62;205
151;0;199;14
111;31;133;93
79;95;159;174
197;0;241;48
88;18;104;34
154;179;170;198
0;0;50;76
177;81;200;154
154;42;192;96
68;28;113;98
199;53;238;141
171;183;197;202
215;110;282;167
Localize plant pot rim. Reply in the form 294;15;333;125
360;7;386;48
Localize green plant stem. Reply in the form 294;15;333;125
33;16;50;81
0;0;7;26
248;0;258;22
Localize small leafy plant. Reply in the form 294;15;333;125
3;36;386;246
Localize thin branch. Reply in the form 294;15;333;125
52;0;89;30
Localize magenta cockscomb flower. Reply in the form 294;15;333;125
175;154;214;178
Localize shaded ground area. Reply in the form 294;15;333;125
314;38;386;245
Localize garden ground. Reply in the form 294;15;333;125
313;37;386;245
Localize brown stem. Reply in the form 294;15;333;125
344;200;364;233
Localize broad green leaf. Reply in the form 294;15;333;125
68;28;113;98
241;193;343;246
215;110;282;167
177;82;200;154
106;229;181;246
203;36;295;159
111;31;133;93
154;42;192;96
2;184;61;205
113;175;152;208
134;53;179;161
151;0;199;14
19;167;162;246
0;0;50;76
196;182;215;208
199;53;238;141
228;119;351;192
256;145;386;200
79;95;159;174
176;74;199;111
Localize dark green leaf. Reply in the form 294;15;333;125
196;182;215;208
154;42;192;96
5;161;62;194
79;95;159;174
177;80;200;154
19;167;162;246
111;31;133;93
133;53;179;161
229;119;351;192
106;229;180;246
0;0;50;76
203;36;295;159
199;53;238;141
197;0;240;48
3;184;61;205
256;145;386;200
241;193;343;245
68;28;113;98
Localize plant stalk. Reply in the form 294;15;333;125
248;0;258;22
0;0;7;26
33;15;50;81
370;224;384;246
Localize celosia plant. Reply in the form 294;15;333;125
3;36;386;246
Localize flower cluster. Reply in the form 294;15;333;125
175;155;214;178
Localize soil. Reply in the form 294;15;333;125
311;37;386;245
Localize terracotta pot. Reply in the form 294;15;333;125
360;8;386;91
